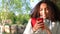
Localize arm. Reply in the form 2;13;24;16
45;27;52;34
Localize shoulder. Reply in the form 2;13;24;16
28;18;32;22
28;18;36;22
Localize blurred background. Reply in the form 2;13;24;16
0;0;60;34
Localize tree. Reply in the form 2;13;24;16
1;0;31;25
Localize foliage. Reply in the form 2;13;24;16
0;0;32;25
1;0;60;25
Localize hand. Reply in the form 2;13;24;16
44;26;52;34
32;20;44;32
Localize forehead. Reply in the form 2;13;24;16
40;3;47;8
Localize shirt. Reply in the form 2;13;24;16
23;19;60;34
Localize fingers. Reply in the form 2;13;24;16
36;20;43;24
35;21;44;28
36;21;44;25
32;20;44;32
37;24;44;28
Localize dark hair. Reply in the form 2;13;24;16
30;0;60;22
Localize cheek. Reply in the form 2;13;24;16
40;11;44;16
40;11;43;15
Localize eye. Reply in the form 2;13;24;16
45;8;49;13
46;7;49;10
46;8;49;10
45;8;48;11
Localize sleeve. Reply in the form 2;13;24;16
57;23;60;34
23;19;34;34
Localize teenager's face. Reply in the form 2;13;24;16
40;3;49;19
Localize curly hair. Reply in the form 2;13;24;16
30;0;60;22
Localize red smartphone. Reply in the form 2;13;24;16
31;18;44;30
37;18;43;23
37;18;44;30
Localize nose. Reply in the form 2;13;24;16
43;9;46;15
42;9;46;18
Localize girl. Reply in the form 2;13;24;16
23;0;60;34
